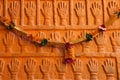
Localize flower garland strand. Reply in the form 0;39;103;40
0;10;120;64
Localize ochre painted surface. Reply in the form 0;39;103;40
0;0;120;80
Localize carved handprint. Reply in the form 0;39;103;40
72;59;82;73
3;32;14;52
24;58;36;79
55;58;66;73
110;31;120;46
9;1;20;24
75;2;86;25
63;31;76;42
0;60;4;75
58;2;68;25
95;33;106;52
79;31;90;52
103;59;114;75
110;31;120;52
87;59;98;80
35;32;46;41
91;2;102;25
3;32;14;46
87;59;98;73
107;1;118;17
8;58;20;79
49;32;61;42
25;1;36;25
40;58;52;73
41;2;52;26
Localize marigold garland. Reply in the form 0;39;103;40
0;10;119;64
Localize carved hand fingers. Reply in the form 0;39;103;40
40;58;52;73
103;59;114;74
9;1;19;19
91;2;101;17
3;32;14;46
110;31;120;46
107;1;118;16
25;1;35;17
58;2;68;19
72;59;82;73
8;58;20;74
25;58;36;74
75;2;85;17
55;58;66;73
87;59;98;73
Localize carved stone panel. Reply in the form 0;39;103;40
0;0;120;80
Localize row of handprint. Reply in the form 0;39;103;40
0;0;119;27
0;58;117;80
0;31;120;53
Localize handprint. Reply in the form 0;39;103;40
58;2;68;25
40;58;52;79
18;38;29;53
3;32;14;52
72;59;82;73
8;58;20;79
87;59;98;80
103;59;115;79
110;31;120;52
25;1;36;25
35;32;46;53
55;58;66;73
9;1;20;25
55;58;66;79
35;32;46;42
79;31;90;52
63;31;76;42
107;1;118;17
41;1;52;26
91;2;102;25
75;2;86;25
24;58;36;79
49;32;61;42
95;33;106;52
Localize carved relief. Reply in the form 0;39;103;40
79;31;91;52
41;1;52;26
103;59;115;80
63;31;76;42
25;1;36;25
49;32;61;42
35;32;47;53
110;31;120;52
87;59;98;80
55;58;66;80
57;2;68;26
72;59;82;80
8;58;20;80
3;32;14;53
9;1;20;25
24;58;36;80
95;33;106;52
91;2;102;25
40;58;52;79
75;2;86;25
18;38;29;53
107;1;118;17
0;59;4;80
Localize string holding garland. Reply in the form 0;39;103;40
0;10;120;64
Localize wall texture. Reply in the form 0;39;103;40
0;0;120;80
